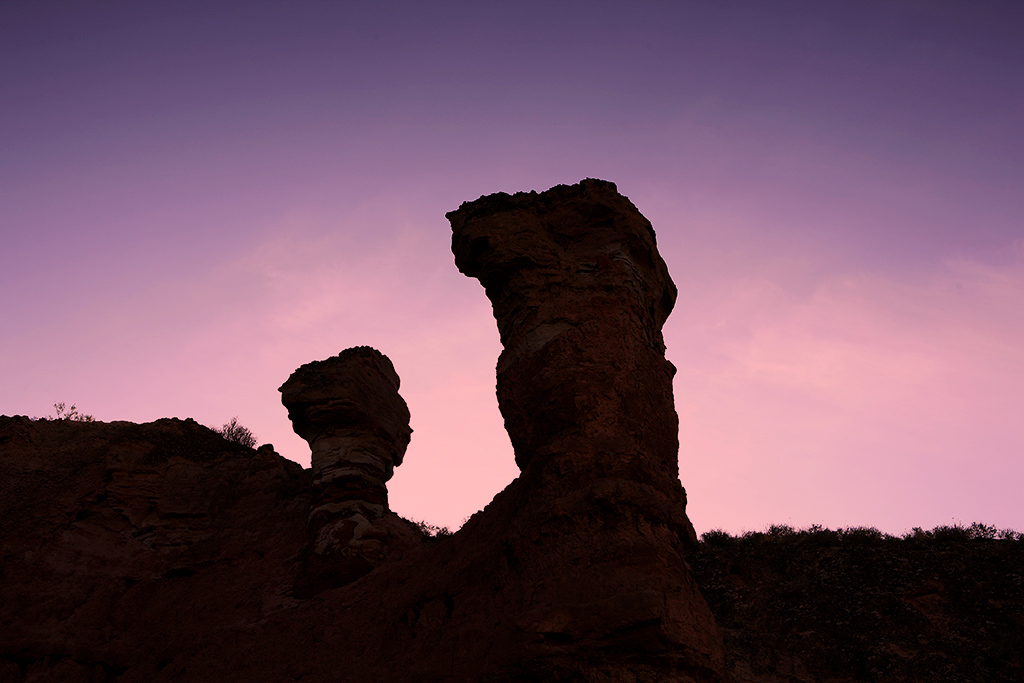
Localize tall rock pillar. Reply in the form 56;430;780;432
446;180;727;681
449;178;683;491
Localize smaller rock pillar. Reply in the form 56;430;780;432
280;346;414;591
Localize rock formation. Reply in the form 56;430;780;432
445;178;725;679
0;416;312;683
449;178;680;488
279;346;420;593
3;411;1015;682
0;179;732;683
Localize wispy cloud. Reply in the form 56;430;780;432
673;243;1024;534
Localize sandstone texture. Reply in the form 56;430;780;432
279;346;420;595
0;415;727;683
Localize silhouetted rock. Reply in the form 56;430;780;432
0;415;311;682
10;181;1013;682
0;180;733;683
446;178;727;681
0;180;734;683
449;179;680;487
279;346;420;594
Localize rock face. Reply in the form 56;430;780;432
449;178;680;488
279;346;420;594
446;178;725;679
3;414;1015;683
0;416;311;683
0;179;730;683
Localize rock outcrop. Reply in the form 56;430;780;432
3;412;1015;683
445;178;726;680
0;416;311;683
279;346;420;594
0;179;731;683
449;178;680;488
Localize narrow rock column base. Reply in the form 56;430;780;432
279;346;418;594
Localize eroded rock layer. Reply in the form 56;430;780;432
279;346;419;592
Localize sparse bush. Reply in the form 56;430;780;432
700;529;735;546
216;416;257;448
930;524;972;542
414;520;453;545
838;526;887;543
49;402;95;422
967;522;998;539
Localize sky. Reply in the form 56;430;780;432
2;1;1022;536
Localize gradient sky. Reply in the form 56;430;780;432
2;1;1022;535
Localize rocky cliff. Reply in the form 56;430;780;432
1;179;729;683
0;416;311;682
2;180;1018;683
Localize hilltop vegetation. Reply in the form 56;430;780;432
690;524;1024;682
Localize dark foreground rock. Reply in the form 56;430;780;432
4;418;1021;683
0;411;725;683
3;180;1018;682
1;179;730;683
0;416;311;682
0;179;729;683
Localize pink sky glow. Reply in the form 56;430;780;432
2;1;1022;534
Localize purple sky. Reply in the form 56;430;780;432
2;1;1022;535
